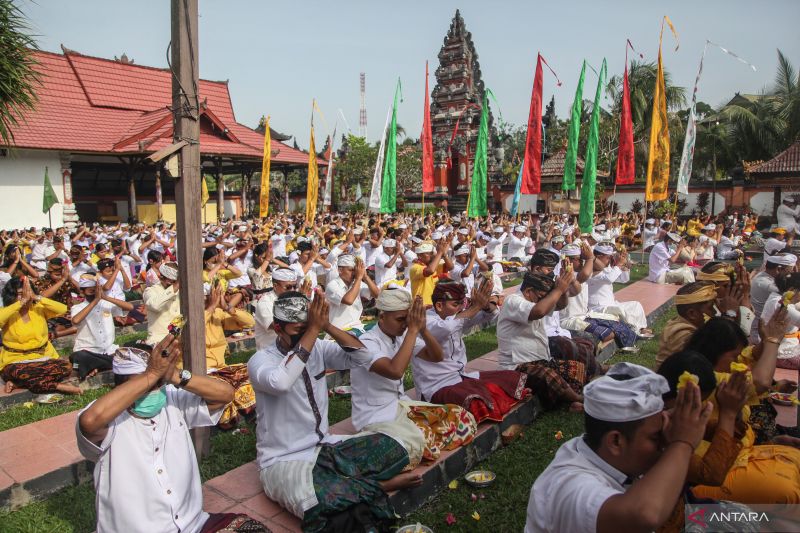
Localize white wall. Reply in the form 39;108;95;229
748;191;799;216
0;149;64;229
503;194;538;213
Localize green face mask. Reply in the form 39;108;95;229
132;386;167;418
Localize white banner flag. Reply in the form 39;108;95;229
368;107;392;211
323;127;337;207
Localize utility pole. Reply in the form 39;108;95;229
171;0;208;457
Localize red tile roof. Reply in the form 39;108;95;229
748;140;800;176
7;48;317;165
541;146;609;178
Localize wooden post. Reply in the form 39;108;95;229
171;0;208;457
128;176;137;223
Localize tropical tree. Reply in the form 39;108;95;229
0;0;40;147
771;49;800;143
334;134;377;203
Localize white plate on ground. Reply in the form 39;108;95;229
638;332;655;339
332;385;352;396
620;346;640;353
34;393;64;404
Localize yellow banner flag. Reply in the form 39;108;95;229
201;175;209;206
259;116;271;217
306;123;319;223
646;17;679;202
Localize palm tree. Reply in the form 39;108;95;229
771;49;800;143
719;95;786;162
0;0;40;147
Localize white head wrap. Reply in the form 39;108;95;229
415;242;435;254
583;362;669;422
319;247;329;255
645;218;655;224
551;235;565;244
454;246;470;256
78;274;97;289
493;227;503;233
698;235;709;244
593;243;615;256
667;232;682;243
376;288;412;311
338;254;357;268
273;295;309;322
158;263;179;281
353;227;364;235
399;224;408;229
765;238;787;255
113;347;149;375
272;268;297;282
382;239;397;248
703;224;716;231
457;228;469;235
514;225;526;233
766;253;797;266
430;232;443;241
561;245;581;257
594;224;606;232
410;236;422;244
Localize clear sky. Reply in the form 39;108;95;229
19;0;800;149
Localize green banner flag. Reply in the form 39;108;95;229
468;90;492;218
42;166;59;213
563;61;586;191
380;78;402;213
579;59;606;234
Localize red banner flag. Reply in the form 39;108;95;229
521;54;544;194
421;61;435;193
616;41;636;185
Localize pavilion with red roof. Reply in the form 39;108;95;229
0;46;321;228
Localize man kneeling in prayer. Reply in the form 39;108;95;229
352;288;478;467
525;362;713;533
417;279;529;423
248;291;422;533
76;338;270;532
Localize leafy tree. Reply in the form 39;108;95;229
334;134;377;203
0;0;40;147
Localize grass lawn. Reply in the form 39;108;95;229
0;386;111;432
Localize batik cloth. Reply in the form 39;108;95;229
515;359;586;408
585;317;638;347
200;513;272;533
210;363;256;430
548;335;598;376
407;402;477;461
430;370;528;423
0;358;72;394
302;433;409;533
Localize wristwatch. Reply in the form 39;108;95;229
177;369;192;388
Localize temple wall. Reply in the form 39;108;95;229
0;149;65;229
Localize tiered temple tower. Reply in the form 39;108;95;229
430;10;500;212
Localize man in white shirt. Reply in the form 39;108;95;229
142;262;181;347
76;338;246;533
30;229;58;272
497;271;586;410
642;219;658;250
587;244;650;335
252;268;297;351
248;292;422;531
506;225;533;263
70;274;134;380
748;253;796;341
777;197;800;240
350;290;445;467
324;254;379;334
485;227;507;262
525;363;712;533
449;244;488;295
647;233;695;285
373;239;407;286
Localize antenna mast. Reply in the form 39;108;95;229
359;72;368;138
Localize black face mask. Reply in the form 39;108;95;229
288;332;304;348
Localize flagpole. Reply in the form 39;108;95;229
422;190;425;217
48;208;52;228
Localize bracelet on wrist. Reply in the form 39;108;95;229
668;439;696;452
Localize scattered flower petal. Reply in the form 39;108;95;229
23;402;34;409
472;511;481;521
470;493;477;501
554;431;563;441
448;479;458;490
445;512;457;525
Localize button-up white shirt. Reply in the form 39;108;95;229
76;387;221;533
248;339;371;469
526;436;627;533
414;309;496;400
71;300;118;354
374;251;399;286
325;277;370;331
497;293;551;369
587;267;630;310
351;326;425;430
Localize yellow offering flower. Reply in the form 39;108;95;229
471;511;481;521
677;371;699;390
448;479;458;490
730;361;749;373
737;346;754;366
784;291;796;307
